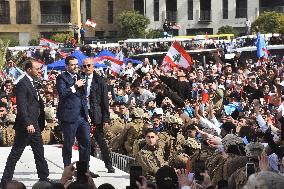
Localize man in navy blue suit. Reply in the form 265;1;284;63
56;56;91;168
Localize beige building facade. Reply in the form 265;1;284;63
0;0;133;45
0;0;83;45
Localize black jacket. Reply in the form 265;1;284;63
89;72;110;125
14;75;45;131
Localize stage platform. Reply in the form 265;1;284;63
0;145;130;189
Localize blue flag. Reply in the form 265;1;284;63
256;32;267;58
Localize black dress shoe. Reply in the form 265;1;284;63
107;167;115;173
89;171;100;178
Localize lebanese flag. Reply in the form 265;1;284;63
162;41;192;69
172;24;181;30
39;38;59;49
95;56;123;74
85;19;96;28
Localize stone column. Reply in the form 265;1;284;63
71;0;82;40
9;0;16;24
30;0;40;25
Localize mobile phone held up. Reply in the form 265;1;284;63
76;161;88;184
246;163;255;178
127;166;142;189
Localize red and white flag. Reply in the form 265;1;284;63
162;41;192;70
39;38;59;49
85;19;96;28
94;56;123;75
172;24;181;30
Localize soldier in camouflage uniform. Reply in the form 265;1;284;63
124;107;146;156
111;107;145;155
229;142;264;189
136;128;168;181
158;115;186;166
209;134;248;186
105;112;125;145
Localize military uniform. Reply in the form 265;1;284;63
136;144;168;181
124;118;145;155
228;142;264;189
111;108;145;155
158;115;185;161
105;113;125;144
210;134;248;186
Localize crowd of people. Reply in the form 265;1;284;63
0;36;284;189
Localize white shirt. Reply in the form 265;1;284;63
86;73;93;109
26;73;39;100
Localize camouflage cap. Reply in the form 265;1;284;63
143;112;150;120
245;142;264;157
184;138;201;149
202;128;218;136
164;115;183;125
44;107;55;120
130;107;144;118
6;114;16;123
222;134;244;151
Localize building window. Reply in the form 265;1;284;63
223;0;228;19
0;1;10;24
134;0;144;15
154;0;159;21
188;0;193;20
16;0;31;24
95;31;105;38
86;0;91;19
108;0;113;24
236;0;247;18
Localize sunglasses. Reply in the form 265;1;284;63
83;64;92;68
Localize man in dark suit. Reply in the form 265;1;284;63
56;56;91;168
1;60;49;188
82;58;115;173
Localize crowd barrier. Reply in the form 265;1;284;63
95;148;136;173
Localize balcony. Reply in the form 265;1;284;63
199;10;212;22
260;6;284;14
166;11;177;22
236;8;247;18
41;14;70;25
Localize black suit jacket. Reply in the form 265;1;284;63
14;75;45;131
89;72;110;125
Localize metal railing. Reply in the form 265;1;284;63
199;10;212;21
111;152;137;173
95;148;137;173
41;14;70;24
236;8;247;18
260;6;284;14
166;11;177;21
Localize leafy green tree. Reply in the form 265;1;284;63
50;32;73;43
146;29;164;38
252;11;284;34
217;25;237;35
117;11;150;38
0;39;9;70
29;38;39;46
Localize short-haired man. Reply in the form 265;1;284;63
136;128;167;181
56;56;91;169
1;60;49;188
